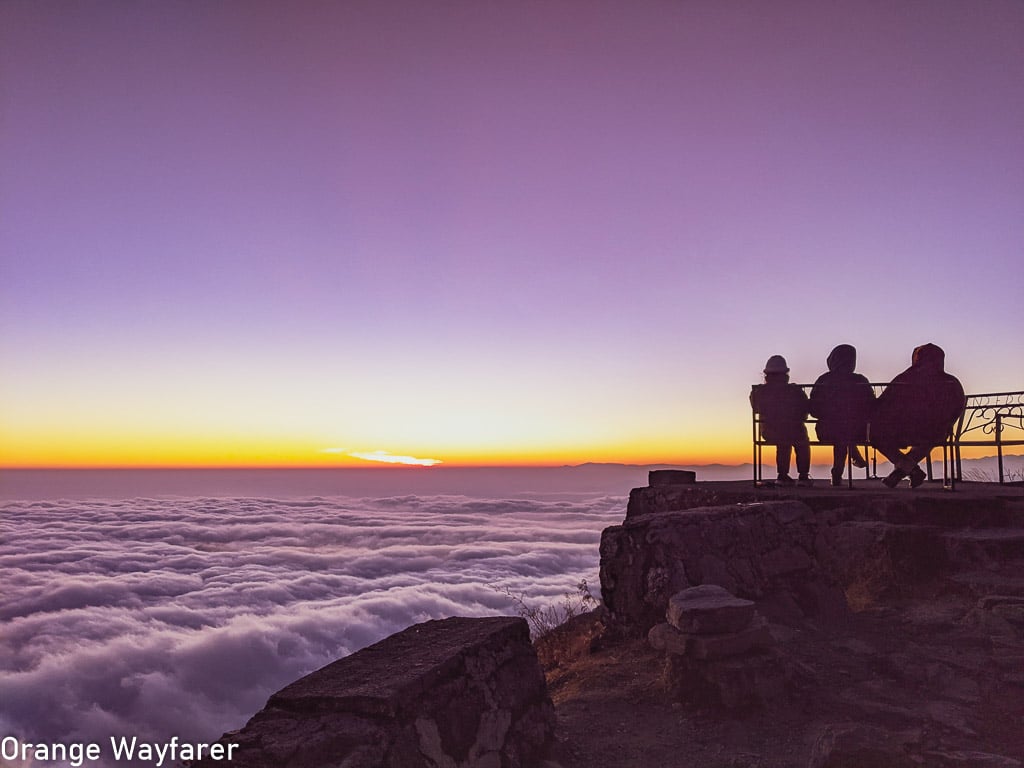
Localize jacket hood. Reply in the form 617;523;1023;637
826;344;857;374
912;343;946;372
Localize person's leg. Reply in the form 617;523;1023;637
795;440;812;486
872;421;912;486
903;444;933;466
795;441;811;476
775;445;793;482
902;444;934;487
849;445;867;468
831;445;846;486
872;441;915;486
831;445;845;473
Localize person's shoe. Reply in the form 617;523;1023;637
776;474;795;486
882;470;905;488
909;466;927;488
797;474;814;488
850;449;868;469
831;468;845;487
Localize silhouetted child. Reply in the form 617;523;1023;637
750;355;812;486
809;344;874;486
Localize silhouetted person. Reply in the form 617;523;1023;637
809;344;875;486
871;343;966;488
751;355;812;487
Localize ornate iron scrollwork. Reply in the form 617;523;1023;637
958;391;1024;439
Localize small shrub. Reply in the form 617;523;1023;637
962;466;1024;483
844;554;897;612
494;579;597;638
962;468;993;482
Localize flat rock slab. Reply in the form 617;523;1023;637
667;585;755;635
649;469;696;486
196;616;555;768
271;616;525;716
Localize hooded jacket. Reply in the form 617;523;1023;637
872;343;966;444
809;344;875;443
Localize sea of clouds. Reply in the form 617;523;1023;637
0;492;626;763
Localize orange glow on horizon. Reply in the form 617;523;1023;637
0;435;753;469
1;423;1016;470
0;407;759;468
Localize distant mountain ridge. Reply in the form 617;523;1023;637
2;455;1020;501
569;455;1024;483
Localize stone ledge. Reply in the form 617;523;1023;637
600;500;833;630
625;481;1024;526
195;617;554;768
600;485;1022;632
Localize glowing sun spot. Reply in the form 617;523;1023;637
347;450;442;467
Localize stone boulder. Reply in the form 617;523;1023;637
666;584;756;634
194;617;554;768
648;469;696;486
651;586;782;709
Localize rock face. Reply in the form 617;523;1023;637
194;617;554;768
600;500;844;632
590;481;1024;762
601;485;1024;634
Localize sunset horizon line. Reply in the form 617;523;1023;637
0;460;732;471
3;453;1019;473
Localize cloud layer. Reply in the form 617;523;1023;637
0;493;624;763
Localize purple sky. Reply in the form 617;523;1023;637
1;1;1022;466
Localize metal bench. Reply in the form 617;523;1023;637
751;383;955;489
752;387;1024;488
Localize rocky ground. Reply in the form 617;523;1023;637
540;593;1024;767
537;481;1024;768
